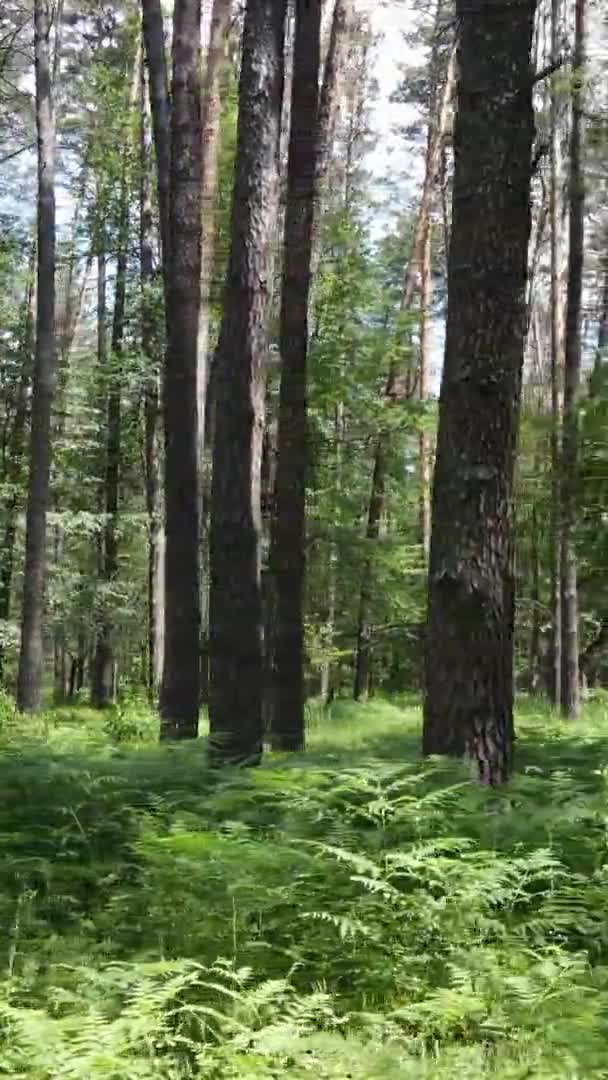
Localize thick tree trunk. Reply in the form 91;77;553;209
353;44;456;700
422;0;537;784
270;0;321;751
0;246;35;682
91;191;128;708
209;0;286;764
560;0;586;719
17;0;57;712
159;0;203;738
141;62;165;702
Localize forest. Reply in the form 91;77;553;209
0;0;607;1074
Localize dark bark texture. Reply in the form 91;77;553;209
159;0;202;738
270;0;321;751
209;0;286;763
422;0;537;784
17;0;57;712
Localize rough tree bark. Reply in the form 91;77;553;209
422;0;537;784
270;0;322;751
159;0;203;738
560;0;586;718
16;0;57;712
209;0;286;763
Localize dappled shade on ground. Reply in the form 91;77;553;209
1;694;608;1076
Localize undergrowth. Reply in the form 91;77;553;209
1;693;608;1076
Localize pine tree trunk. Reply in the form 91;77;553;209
17;0;57;712
159;0;203;738
549;0;563;709
209;0;286;764
422;0;537;784
560;0;586;719
270;0;321;752
141;59;165;701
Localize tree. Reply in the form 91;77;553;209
422;0;537;783
16;0;58;712
209;0;286;763
159;0;203;739
270;0;321;751
560;0;586;718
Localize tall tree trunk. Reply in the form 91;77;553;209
159;0;203;738
0;245;36;682
353;43;456;700
16;0;57;712
197;0;232;705
422;0;537;784
141;59;165;701
91;190;128;707
320;400;343;703
270;0;322;752
419;217;432;565
141;0;171;282
560;0;586;718
549;0;563;708
209;0;286;763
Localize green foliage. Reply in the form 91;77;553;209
1;697;608;1075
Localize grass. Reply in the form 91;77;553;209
1;691;608;1076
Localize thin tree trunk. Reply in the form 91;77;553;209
141;59;165;702
0;245;36;682
320;400;343;703
197;0;232;455
159;0;203;738
353;44;456;700
91;188;128;707
560;0;586;719
422;0;537;784
269;0;321;752
141;0;171;283
16;0;57;712
549;0;563;708
529;502;542;693
419;217;432;565
209;0;286;763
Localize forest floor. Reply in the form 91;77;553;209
1;692;608;1077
